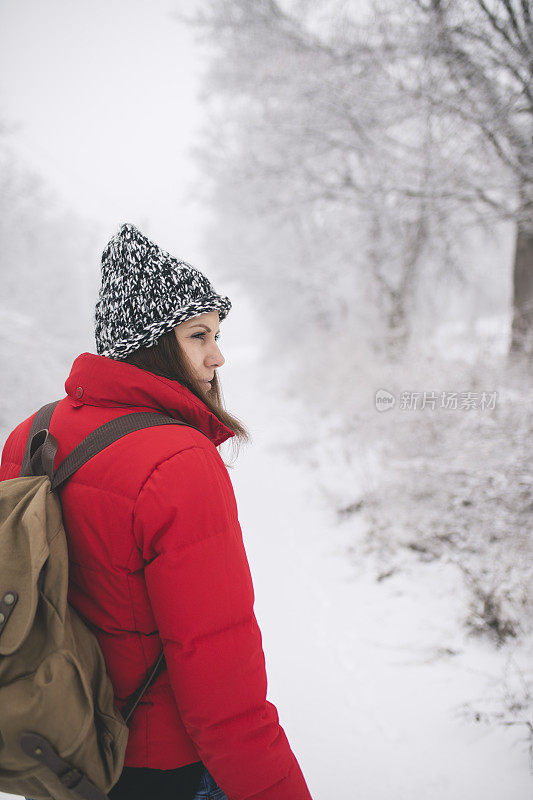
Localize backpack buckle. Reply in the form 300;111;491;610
0;590;18;635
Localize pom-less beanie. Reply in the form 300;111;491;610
94;223;232;359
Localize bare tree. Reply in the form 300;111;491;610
378;0;533;359
189;0;522;374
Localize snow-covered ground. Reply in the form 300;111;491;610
232;433;532;799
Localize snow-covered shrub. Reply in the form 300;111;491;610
283;344;533;645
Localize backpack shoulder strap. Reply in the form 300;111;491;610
20;403;212;491
50;411;211;491
19;401;61;479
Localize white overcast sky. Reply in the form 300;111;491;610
0;0;213;263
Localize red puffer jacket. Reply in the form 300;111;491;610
0;352;313;800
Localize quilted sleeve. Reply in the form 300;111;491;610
0;426;26;481
132;444;313;800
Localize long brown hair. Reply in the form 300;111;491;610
119;327;251;468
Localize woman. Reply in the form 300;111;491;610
0;224;313;800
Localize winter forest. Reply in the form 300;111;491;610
0;0;532;798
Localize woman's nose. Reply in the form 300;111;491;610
208;343;225;368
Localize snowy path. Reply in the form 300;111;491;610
231;429;533;799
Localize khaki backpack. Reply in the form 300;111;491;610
0;400;211;800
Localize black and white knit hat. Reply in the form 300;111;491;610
94;223;232;359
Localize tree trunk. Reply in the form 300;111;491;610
509;222;533;363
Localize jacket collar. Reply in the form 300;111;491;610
65;352;236;448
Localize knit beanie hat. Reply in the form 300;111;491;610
94;223;232;359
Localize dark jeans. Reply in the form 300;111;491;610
107;761;204;800
25;761;229;800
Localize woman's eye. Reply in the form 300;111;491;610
192;332;220;341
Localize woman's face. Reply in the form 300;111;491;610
173;310;225;393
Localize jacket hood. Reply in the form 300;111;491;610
64;352;236;448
